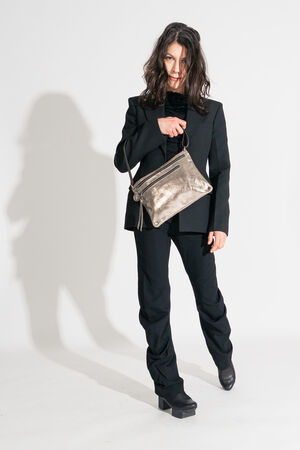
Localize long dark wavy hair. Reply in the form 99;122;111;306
138;22;211;115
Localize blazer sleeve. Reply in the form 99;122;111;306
208;102;231;236
114;97;166;173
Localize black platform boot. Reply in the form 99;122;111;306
158;391;197;419
218;361;236;390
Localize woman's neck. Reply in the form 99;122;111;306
166;88;185;94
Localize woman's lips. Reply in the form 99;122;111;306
169;76;181;80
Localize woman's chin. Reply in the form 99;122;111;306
167;81;183;91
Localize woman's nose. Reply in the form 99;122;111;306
173;60;182;73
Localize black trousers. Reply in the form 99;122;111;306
133;213;233;398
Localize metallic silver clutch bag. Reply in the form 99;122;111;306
123;131;213;231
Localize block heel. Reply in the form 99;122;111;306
158;393;197;419
158;396;170;410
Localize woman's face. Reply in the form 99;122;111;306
163;41;187;93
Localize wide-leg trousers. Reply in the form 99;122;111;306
133;212;233;398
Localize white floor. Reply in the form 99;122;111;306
1;337;299;450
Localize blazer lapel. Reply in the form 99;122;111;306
144;104;166;159
144;103;165;123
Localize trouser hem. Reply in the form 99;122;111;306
154;378;184;397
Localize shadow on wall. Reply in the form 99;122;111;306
6;92;135;353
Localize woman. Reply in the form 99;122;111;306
114;22;235;419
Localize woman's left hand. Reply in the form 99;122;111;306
208;231;227;253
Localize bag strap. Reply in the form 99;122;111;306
122;129;189;188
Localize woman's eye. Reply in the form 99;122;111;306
165;56;186;63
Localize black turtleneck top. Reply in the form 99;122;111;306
165;90;188;161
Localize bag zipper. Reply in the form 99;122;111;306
134;152;185;189
135;163;181;231
140;164;181;195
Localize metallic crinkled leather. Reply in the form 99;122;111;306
123;132;213;231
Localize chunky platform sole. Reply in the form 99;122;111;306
158;396;196;419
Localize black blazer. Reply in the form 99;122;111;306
114;96;231;235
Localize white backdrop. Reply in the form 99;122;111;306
1;0;299;351
1;1;299;448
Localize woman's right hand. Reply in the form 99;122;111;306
157;117;186;138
